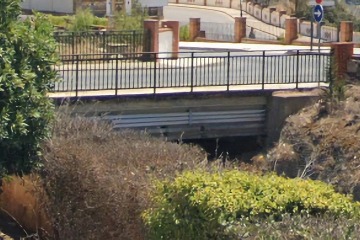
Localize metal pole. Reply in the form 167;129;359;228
227;52;230;91
191;52;194;92
310;14;314;51
296;50;299;89
318;22;322;53
262;51;265;90
75;55;79;99
153;53;157;94
240;0;243;17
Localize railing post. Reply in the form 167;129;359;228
329;50;334;97
262;51;265;90
115;54;119;96
296;50;299;89
75;54;79;98
191;52;194;92
132;30;136;54
153;53;157;94
227;52;230;91
72;32;75;55
103;31;106;54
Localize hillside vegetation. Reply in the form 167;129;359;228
267;84;360;199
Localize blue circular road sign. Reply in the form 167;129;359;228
313;5;324;22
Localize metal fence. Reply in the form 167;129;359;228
54;30;144;57
246;25;278;41
201;22;235;42
53;50;332;96
199;22;279;42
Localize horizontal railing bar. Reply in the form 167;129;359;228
110;114;265;125
102;109;265;120
112;117;265;128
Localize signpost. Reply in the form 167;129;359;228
313;4;324;23
310;2;324;51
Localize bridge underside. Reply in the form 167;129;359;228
69;93;268;140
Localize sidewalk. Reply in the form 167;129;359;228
179;41;330;52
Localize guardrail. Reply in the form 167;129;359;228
53;50;332;97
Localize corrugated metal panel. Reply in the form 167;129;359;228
100;108;266;139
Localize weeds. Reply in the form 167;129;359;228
39;108;205;239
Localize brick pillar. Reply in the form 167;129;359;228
189;18;201;41
143;20;159;60
340;21;353;42
204;0;207;6
284;17;298;44
234;17;246;43
162;21;180;58
331;42;354;79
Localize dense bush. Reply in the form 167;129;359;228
180;25;190;41
68;8;102;32
143;170;360;240
0;0;57;175
40;110;205;239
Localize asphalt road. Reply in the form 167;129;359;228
163;5;278;41
163;5;234;24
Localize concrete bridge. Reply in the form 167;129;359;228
51;42;354;145
63;89;320;146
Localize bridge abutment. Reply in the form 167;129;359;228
266;90;321;147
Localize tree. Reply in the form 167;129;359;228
0;0;58;175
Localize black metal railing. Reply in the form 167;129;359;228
54;30;144;57
201;22;235;42
53;50;331;97
246;25;279;41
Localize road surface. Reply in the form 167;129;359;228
164;5;280;41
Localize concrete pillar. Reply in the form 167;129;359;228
234;17;247;43
331;42;354;79
189;18;201;41
266;91;320;147
162;21;180;58
284;17;298;44
340;21;353;42
143;20;159;59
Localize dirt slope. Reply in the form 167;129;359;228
267;84;360;199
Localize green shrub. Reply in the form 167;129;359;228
114;12;146;31
0;0;57;175
69;8;94;32
142;170;360;240
180;25;190;41
47;15;72;27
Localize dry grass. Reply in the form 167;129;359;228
39;107;206;240
267;84;360;199
0;175;53;238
